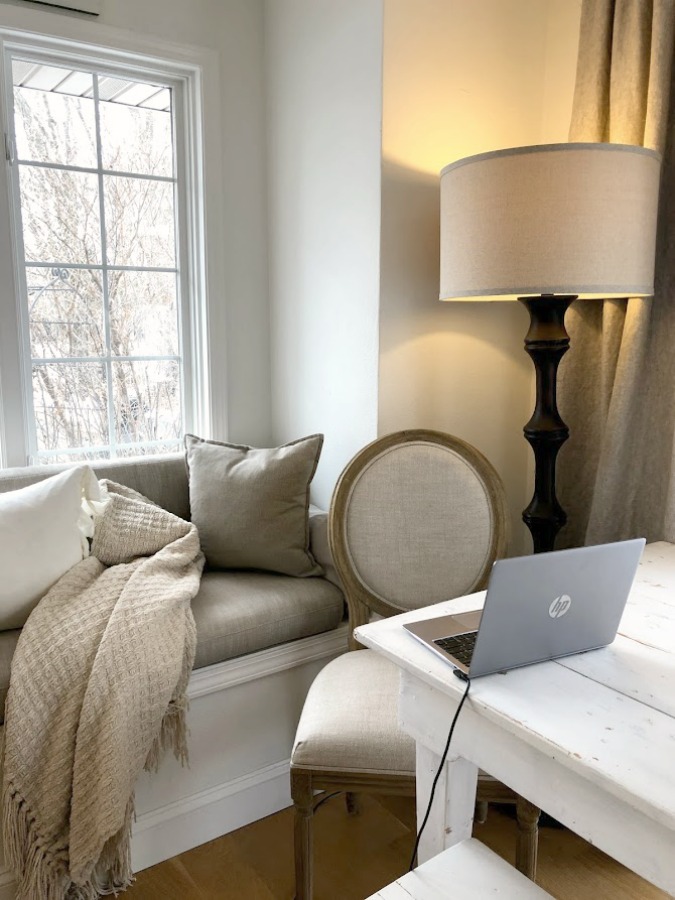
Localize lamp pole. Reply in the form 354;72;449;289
519;295;575;554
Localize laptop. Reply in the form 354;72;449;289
403;538;645;679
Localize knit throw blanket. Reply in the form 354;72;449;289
2;481;204;899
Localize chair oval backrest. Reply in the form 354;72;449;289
329;430;509;632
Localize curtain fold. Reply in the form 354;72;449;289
557;0;675;546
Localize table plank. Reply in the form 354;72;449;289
618;541;675;651
557;635;675;717
356;615;675;833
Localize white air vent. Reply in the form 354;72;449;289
19;0;102;14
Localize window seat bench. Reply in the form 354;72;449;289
0;454;347;893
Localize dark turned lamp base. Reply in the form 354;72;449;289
519;295;575;555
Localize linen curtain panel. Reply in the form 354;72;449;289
557;0;675;546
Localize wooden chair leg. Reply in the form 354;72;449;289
291;769;314;900
515;796;539;880
345;792;361;816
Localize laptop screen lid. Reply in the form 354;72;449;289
405;538;645;678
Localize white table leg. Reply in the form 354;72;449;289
415;743;478;864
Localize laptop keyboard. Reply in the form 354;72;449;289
434;631;478;668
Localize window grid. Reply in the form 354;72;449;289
11;57;184;463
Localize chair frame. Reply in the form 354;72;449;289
291;430;538;898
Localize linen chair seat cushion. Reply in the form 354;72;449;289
291;649;415;776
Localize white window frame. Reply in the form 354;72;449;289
0;15;218;467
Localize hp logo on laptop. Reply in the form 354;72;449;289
549;595;572;618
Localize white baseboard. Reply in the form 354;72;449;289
131;758;292;871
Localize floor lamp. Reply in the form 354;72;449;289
439;143;661;553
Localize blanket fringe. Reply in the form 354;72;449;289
3;785;71;900
3;784;136;900
3;697;189;899
75;798;135;898
145;696;190;773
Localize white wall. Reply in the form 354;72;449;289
264;0;383;508
0;0;272;446
99;0;272;445
378;0;581;553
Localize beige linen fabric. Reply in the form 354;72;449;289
2;482;203;899
308;506;343;589
344;442;492;607
193;570;343;668
0;628;19;715
558;0;675;545
291;650;415;775
185;433;323;576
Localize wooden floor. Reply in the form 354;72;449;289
127;796;669;899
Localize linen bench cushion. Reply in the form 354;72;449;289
0;571;343;717
192;570;344;669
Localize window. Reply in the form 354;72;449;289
0;33;211;466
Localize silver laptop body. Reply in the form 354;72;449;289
403;538;645;678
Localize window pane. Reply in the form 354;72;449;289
13;86;97;168
32;362;108;452
37;450;110;465
27;267;104;358
10;54;189;464
104;176;175;268
19;166;101;264
100;101;173;177
113;360;181;445
108;270;178;356
115;441;181;458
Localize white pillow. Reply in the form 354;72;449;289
0;466;101;631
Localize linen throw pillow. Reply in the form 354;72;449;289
0;466;101;630
185;433;324;577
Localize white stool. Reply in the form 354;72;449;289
368;839;553;899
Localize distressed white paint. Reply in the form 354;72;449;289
369;839;552;899
415;744;477;864
357;543;675;896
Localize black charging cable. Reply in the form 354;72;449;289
408;673;472;872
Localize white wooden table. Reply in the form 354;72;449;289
355;541;675;897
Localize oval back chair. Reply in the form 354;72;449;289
290;430;538;899
330;429;507;646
